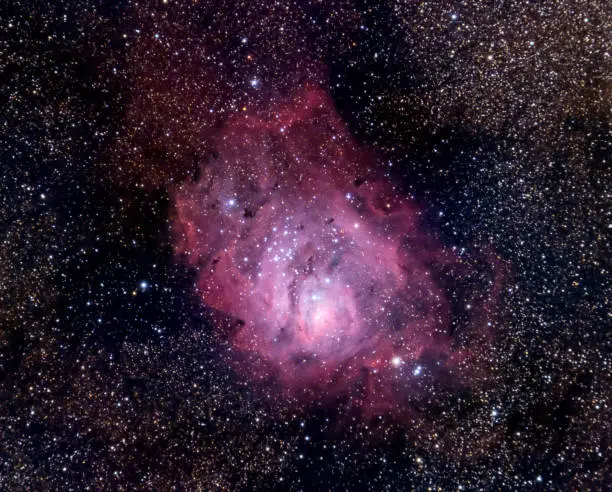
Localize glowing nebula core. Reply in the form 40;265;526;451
173;87;499;415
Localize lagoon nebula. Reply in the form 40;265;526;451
173;87;500;414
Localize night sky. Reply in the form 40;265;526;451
1;1;610;490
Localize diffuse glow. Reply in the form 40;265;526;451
173;87;498;415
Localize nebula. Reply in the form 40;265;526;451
173;87;500;416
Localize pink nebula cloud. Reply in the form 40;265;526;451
173;87;502;417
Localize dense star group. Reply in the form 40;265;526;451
0;0;609;489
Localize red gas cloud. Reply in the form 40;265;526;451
173;86;502;418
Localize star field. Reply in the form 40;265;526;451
0;0;610;490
